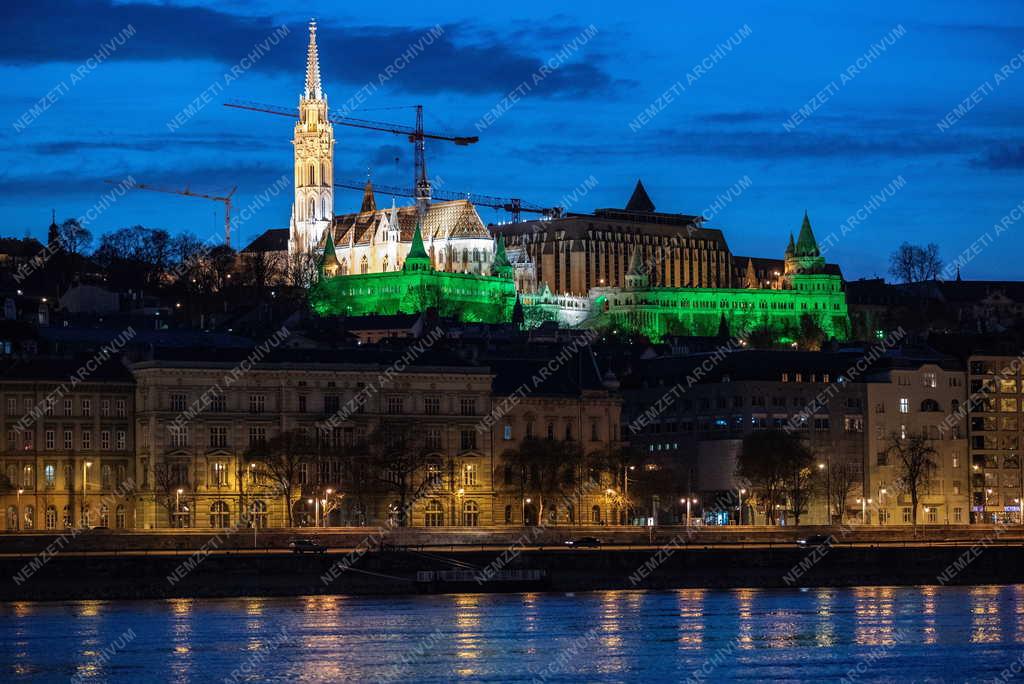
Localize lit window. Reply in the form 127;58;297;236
899;398;909;414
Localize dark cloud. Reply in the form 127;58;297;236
4;0;614;97
25;133;279;155
970;145;1024;170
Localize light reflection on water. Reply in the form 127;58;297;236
2;586;1024;682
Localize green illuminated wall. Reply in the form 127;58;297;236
309;269;517;323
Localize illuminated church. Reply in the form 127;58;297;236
287;21;497;274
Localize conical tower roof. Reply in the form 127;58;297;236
785;232;796;257
319;230;339;273
304;20;324;99
795;211;820;257
408;221;428;260
625;179;655;212
492;234;511;268
360;179;376;213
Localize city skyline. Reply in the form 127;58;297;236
3;0;1023;280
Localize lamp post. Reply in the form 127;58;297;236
524;497;532;526
737;488;747;526
856;497;872;525
818;462;828;524
83;461;92;526
623;465;635;525
16;489;23;531
176;487;183;528
879;488;887;525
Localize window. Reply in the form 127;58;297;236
249;394;266;414
547;423;555;440
814;417;830;431
463;500;479;526
82;399;91;417
463;463;477;487
387;397;404;415
45;430;55;450
210;501;230;528
426;428;442;450
844;415;864;433
324;395;340;414
44;400;53;416
169;425;187;449
249;500;268;528
63;430;73;450
64;399;72;416
298;396;307;413
210;395;226;412
6;397;15;415
99;504;109;528
424;396;440;415
899;398;909;414
101;464;112;489
248;426;266;447
954;507;963;523
44;463;55;488
424;500;444;527
927;508;938;524
116;399;126;418
171;394;186;412
503;424;512;441
902;507;911;523
62;504;72;528
877;451;889;467
565;423;574;441
922;372;937;388
115;505;126;529
591;422;599;441
99;430;110;450
592;505;601;524
116;430;126;450
505;505;513;524
460;430;476;451
210;426;228;448
82;429;91;450
426;462;442;487
45;505;56;529
7;430;15;450
211;462;228;487
460;398;476;416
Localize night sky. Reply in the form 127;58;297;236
3;0;1023;280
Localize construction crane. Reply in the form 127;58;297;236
334;179;564;223
224;100;478;216
108;181;237;247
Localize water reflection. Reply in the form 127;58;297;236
970;586;1003;643
814;589;836;648
676;589;706;650
453;594;481;677
921;585;938;645
735;588;757;649
853;587;897;646
167;598;194;682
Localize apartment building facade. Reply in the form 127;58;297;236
0;359;136;531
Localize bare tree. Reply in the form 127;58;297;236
362;422;436;527
889;242;942;283
885;432;938;526
737;430;812;525
827;454;862;524
507;437;584;525
244;429;314;526
57;218;92;256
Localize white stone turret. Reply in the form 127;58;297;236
288;19;334;255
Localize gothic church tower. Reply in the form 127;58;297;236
289;20;334;255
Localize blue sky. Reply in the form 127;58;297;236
2;0;1022;280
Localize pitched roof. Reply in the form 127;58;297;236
360;180;376;213
625;179;656;212
243;228;289;253
328;199;489;247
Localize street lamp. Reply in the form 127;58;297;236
83;461;92;525
856;497;872;525
738;488;747;526
878;488;888;525
16;489;23;531
176;488;183;528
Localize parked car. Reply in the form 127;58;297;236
564;536;602;548
796;534;834;548
288;538;327;554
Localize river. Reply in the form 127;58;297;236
2;586;1023;682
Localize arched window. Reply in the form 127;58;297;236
45;505;56;529
382;256;389;272
24;505;34;530
592;505;601;524
81;505;91;528
424;500;444;527
360;255;369;274
322;196;329;220
250;500;268;528
951;399;960;413
340;259;348;276
321;161;329;185
6;505;17;531
309;163;316;186
472;248;480;262
62;505;72;528
921;399;941;412
463;500;479;527
504;504;513;524
210;500;230;528
115;505;126;529
309;198;316;220
387;501;401;527
99;504;109;528
462;248;469;263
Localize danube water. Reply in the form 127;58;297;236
2;586;1024;682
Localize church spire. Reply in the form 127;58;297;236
305;20;323;100
360;179;376;213
795;211;820;257
745;258;758;289
404;221;432;272
491;234;513;278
